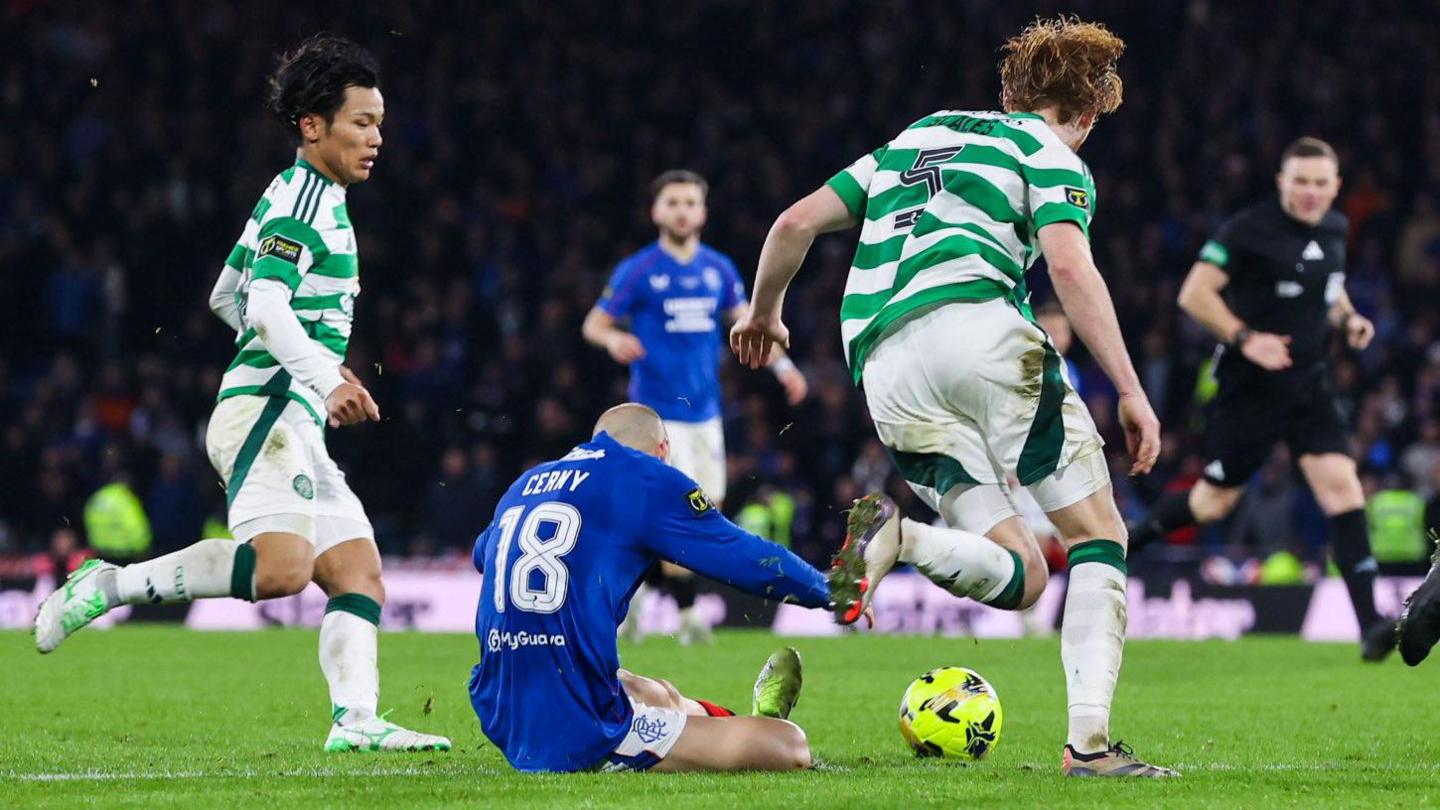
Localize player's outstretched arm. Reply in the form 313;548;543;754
642;469;830;608
1037;223;1159;474
1177;260;1293;370
732;186;855;368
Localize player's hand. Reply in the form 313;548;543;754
326;381;381;428
604;332;646;365
1240;331;1293;371
1344;314;1375;350
339;365;364;386
1117;391;1161;476
776;366;808;405
730;308;790;369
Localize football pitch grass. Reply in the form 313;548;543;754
4;627;1439;807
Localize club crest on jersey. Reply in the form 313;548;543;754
1064;187;1090;209
685;487;713;516
258;234;303;265
702;267;721;291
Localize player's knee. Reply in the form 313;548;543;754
1312;476;1364;515
255;560;313;598
250;532;314;598
656;679;683;710
1015;551;1050;610
774;722;811;770
1191;485;1241;523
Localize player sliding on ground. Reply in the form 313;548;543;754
469;404;826;772
33;35;448;752
732;17;1176;777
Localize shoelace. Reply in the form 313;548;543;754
1111;740;1136;759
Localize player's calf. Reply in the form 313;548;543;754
251;532;316;598
651;715;811;772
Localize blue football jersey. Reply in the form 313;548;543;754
468;432;829;773
597;242;746;422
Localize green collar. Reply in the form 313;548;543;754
295;157;335;185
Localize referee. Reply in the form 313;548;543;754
1129;137;1394;661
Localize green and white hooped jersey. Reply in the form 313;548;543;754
828;110;1096;384
218;158;359;424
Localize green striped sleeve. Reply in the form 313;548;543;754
826;147;884;219
224;243;252;271
252;217;329;291
1021;143;1093;238
1033;202;1090;238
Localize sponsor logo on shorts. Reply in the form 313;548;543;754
292;474;315;499
632;715;668;745
487;629;567;652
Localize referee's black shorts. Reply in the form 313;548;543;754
1202;370;1350;488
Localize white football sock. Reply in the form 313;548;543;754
899;519;1018;606
321;606;380;723
112;539;247;605
1061;541;1128;754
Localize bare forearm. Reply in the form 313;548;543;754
1178;280;1245;344
1049;263;1143;396
751;222;815;315
1327;289;1356;327
581;309;622;348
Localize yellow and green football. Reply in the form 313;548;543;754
898;666;1003;760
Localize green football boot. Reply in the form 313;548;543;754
34;558;118;654
751;646;803;720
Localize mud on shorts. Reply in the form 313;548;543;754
861;298;1110;535
206;394;374;555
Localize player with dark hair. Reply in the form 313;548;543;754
469;403;826;773
34;34;450;752
733;17;1176;776
1127;136;1394;662
582;170;808;644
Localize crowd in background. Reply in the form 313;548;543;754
3;0;1440;575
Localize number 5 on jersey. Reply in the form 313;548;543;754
492;503;582;614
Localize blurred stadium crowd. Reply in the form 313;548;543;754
3;0;1439;575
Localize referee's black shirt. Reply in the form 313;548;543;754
1197;198;1348;386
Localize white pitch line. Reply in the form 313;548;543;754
3;766;458;782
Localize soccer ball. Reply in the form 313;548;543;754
898;666;1003;760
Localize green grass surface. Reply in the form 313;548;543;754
4;627;1439;807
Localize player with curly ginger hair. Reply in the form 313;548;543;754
732;16;1175;776
34;34;450;753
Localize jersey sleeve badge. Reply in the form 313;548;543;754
685;487;713;516
258;234;303;265
1064;187;1090;209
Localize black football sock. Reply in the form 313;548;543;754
1129;491;1196;551
1329;508;1380;628
668;574;698;610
